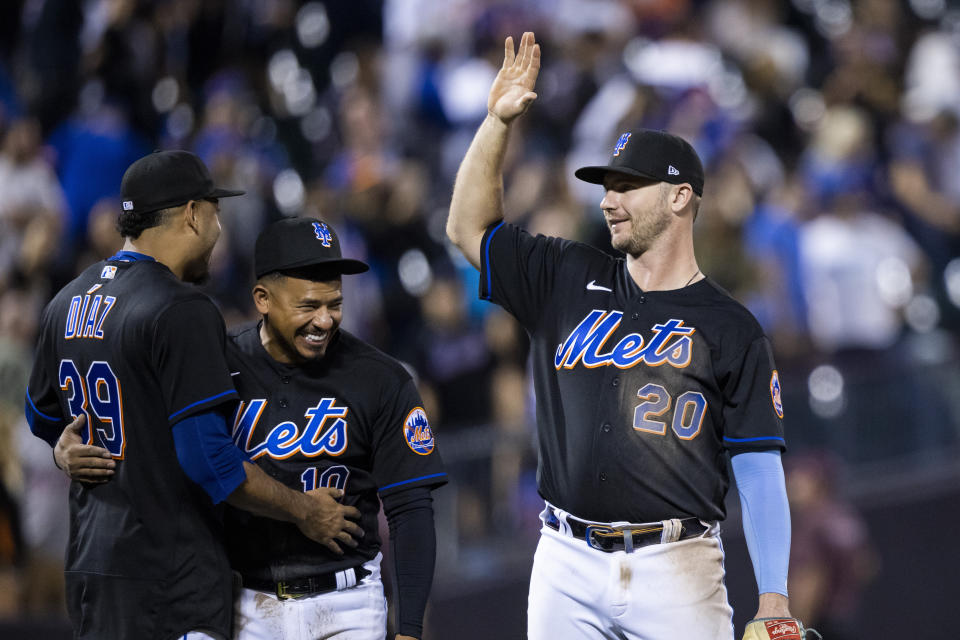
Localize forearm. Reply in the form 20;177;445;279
228;462;362;554
226;461;308;524
731;451;791;599
447;114;512;269
173;413;359;551
383;488;437;639
171;408;307;520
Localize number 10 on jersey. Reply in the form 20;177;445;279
633;383;707;440
300;465;350;492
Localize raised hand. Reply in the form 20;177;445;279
54;414;116;483
488;31;541;124
297;487;364;555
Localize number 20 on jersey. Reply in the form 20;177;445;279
633;383;707;440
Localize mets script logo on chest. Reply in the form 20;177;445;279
555;311;695;370
232;398;349;459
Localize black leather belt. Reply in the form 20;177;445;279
545;506;708;553
242;566;371;600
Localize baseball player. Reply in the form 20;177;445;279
27;151;362;639
446;33;809;640
224;217;447;640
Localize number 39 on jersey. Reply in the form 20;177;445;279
58;358;126;457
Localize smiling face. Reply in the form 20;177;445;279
600;173;672;257
254;274;343;364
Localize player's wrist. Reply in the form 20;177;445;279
291;489;314;524
754;592;791;619
485;111;513;129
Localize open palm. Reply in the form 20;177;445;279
488;31;541;124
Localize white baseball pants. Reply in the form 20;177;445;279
527;509;735;640
233;554;387;640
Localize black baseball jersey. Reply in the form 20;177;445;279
223;323;447;581
480;222;786;523
26;254;240;639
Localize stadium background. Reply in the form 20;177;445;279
0;0;958;637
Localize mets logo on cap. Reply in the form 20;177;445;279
403;407;435;455
313;221;333;247
770;370;784;418
613;132;631;156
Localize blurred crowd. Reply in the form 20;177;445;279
1;0;959;631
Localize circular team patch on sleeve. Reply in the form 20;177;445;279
403;407;435;455
770;370;784;418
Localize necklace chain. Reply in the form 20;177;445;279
684;269;701;287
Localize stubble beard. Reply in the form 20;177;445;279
611;190;672;257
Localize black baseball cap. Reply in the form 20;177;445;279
120;150;245;214
255;217;369;279
575;129;704;196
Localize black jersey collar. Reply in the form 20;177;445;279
621;262;710;295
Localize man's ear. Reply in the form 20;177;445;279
252;283;271;315
670;184;694;213
183;200;202;234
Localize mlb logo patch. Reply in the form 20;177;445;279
770;370;784;418
403;407;434;455
122;201;134;211
763;619;801;640
100;265;117;279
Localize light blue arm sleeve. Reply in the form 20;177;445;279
731;450;791;597
172;410;248;504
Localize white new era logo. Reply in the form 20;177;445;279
667;165;680;176
122;201;134;211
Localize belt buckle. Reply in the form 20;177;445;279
276;581;306;601
585;525;621;552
